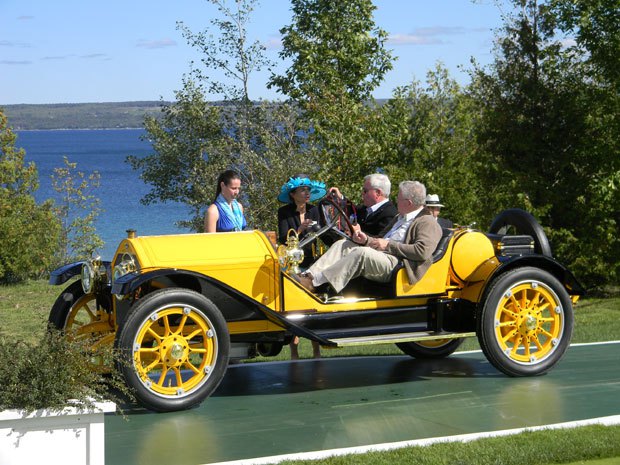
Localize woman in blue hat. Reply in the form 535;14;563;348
277;174;326;265
278;174;325;359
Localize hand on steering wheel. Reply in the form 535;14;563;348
297;197;355;249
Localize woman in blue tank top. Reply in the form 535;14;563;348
204;170;247;232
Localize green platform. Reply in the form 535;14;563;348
105;342;620;465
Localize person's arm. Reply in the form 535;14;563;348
278;206;294;244
386;216;442;261
205;204;219;233
239;203;248;230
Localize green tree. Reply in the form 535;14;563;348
130;0;308;231
387;64;482;226
269;0;396;196
51;156;104;262
0;109;61;283
269;0;393;103
549;0;620;87
548;0;620;288
468;0;618;288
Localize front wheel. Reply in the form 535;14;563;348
115;288;230;412
48;280;115;370
477;267;573;376
396;338;463;359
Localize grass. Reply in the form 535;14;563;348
274;424;620;465
0;279;61;343
1;280;619;464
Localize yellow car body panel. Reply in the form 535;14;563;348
116;231;280;310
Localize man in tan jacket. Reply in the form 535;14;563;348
296;180;442;293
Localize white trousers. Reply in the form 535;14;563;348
307;239;399;292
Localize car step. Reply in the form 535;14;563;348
327;331;475;347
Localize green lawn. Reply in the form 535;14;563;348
274;425;620;465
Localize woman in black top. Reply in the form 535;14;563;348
277;174;326;269
277;174;326;360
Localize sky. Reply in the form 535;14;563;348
0;0;509;105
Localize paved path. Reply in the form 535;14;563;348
105;342;620;465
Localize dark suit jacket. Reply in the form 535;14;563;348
277;203;321;268
438;217;453;229
356;201;398;237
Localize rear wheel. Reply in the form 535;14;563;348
115;288;230;412
477;267;573;376
396;338;463;359
256;341;284;357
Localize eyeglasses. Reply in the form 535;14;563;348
362;188;376;194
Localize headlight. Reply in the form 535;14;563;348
81;262;95;294
81;257;105;294
113;253;137;282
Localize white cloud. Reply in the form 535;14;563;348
264;37;282;50
388;26;484;46
136;38;177;49
0;60;31;65
0;40;31;48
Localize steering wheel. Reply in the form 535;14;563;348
297;197;355;249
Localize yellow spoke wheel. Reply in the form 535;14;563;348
494;282;562;363
133;307;217;396
478;267;573;376
48;280;115;371
116;288;229;412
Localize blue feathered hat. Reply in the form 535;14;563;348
278;176;326;203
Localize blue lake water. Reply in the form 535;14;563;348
16;129;193;260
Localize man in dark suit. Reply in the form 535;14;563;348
426;194;453;229
329;173;398;237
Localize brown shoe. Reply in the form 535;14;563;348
292;273;316;292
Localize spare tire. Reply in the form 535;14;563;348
489;209;552;257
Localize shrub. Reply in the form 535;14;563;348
0;329;133;413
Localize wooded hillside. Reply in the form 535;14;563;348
1;101;168;130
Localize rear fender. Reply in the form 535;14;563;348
475;255;586;304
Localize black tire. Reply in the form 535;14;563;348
477;267;574;376
256;342;284;357
115;288;230;412
396;338;464;359
489;209;552;257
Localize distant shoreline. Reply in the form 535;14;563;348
15;127;144;132
2;101;166;130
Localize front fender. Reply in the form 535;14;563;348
49;262;85;285
112;268;335;346
50;261;112;286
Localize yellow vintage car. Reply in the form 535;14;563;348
48;201;584;412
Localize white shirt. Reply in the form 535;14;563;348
365;198;389;216
382;207;423;242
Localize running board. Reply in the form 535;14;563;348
327;331;476;347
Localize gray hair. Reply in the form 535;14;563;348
399;181;426;207
364;173;391;197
